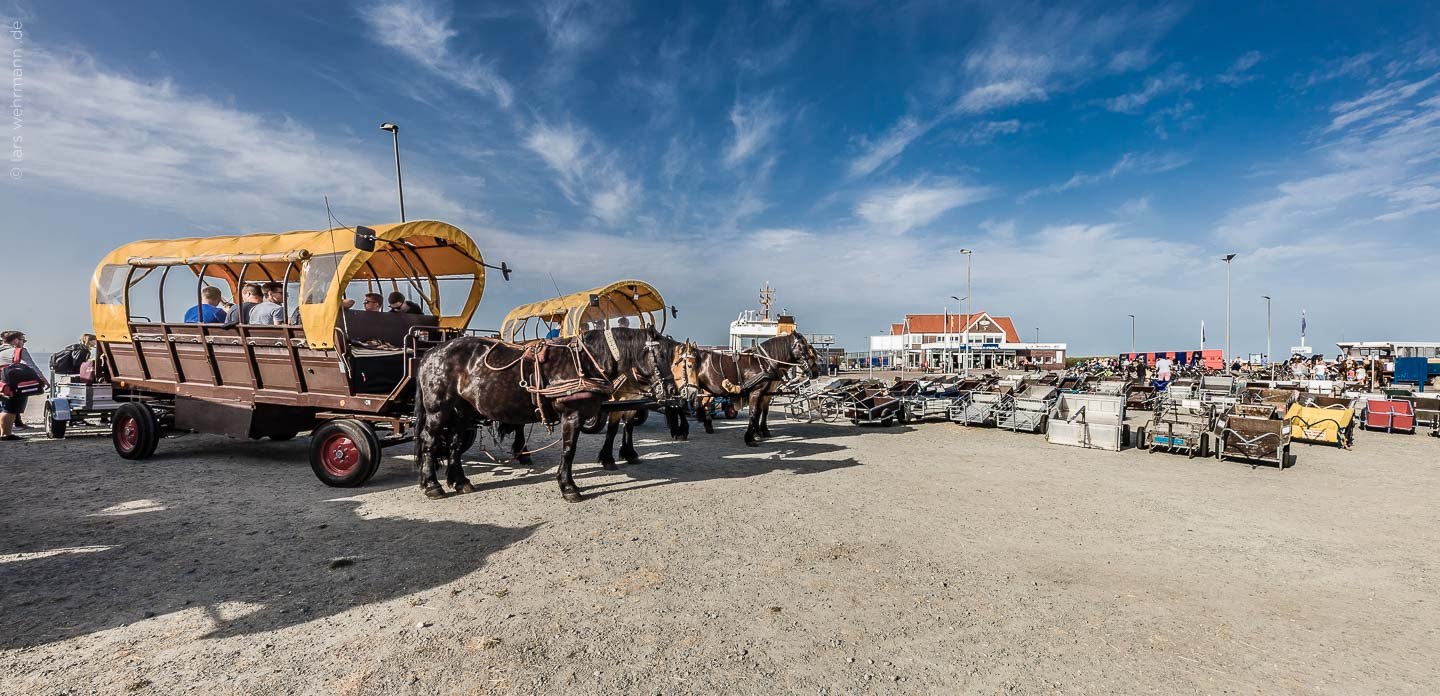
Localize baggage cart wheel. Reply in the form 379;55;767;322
113;402;160;460
45;401;66;439
309;420;382;488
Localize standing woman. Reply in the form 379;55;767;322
1;331;48;441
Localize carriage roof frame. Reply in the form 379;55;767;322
91;219;488;350
499;279;670;342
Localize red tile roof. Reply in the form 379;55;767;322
893;313;1020;343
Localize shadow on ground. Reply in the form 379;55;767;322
0;437;539;649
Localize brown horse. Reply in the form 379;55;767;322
674;332;820;446
414;328;684;501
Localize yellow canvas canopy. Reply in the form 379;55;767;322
500;280;666;341
91;220;487;349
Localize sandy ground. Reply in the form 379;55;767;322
1;402;1438;695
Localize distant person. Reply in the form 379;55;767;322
362;293;383;312
184;286;228;323
387;291;422;314
616;317;631;328
1153;355;1172;391
1;331;47;440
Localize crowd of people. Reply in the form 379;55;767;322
183;284;424;326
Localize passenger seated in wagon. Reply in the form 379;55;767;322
183;286;228;324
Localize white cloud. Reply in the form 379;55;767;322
958;5;1183;108
957;119;1022;145
1325;73;1440;132
1101;68;1192;113
1217;70;1440;241
725;95;784;167
524;123;587;188
360;0;514;107
1216;50;1263;85
16;46;469;228
848;116;933;178
1023;152;1190;200
856;181;992;233
523;122;640;225
953;80;1047;114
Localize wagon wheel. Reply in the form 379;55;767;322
113;402;160;460
579;413;606;434
723;403;739;419
819;397;841;423
787;398;812;423
44;401;67;440
309;419;382;488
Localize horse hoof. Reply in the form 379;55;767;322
453;482;476;495
516;454;534;466
563;490;584;503
744;438;759;447
423;486;448;500
600;460;619;471
672;434;688;442
703;424;715;434
624;455;641;466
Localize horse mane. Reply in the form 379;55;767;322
578;326;669;375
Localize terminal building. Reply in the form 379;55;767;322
866;312;1066;371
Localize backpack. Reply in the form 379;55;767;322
1;350;44;398
50;343;91;375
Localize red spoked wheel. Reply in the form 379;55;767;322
112;402;160;460
308;420;381;488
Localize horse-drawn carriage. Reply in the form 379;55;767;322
91;220;498;487
499;279;676;434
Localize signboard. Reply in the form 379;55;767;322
811;334;836;344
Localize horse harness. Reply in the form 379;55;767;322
482;338;613;425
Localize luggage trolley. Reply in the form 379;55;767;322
1047;392;1128;451
997;385;1057;433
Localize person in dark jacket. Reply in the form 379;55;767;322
1;331;47;440
387;291;422;314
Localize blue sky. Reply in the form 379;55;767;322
4;0;1440;356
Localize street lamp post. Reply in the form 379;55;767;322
959;249;973;376
950;295;967;375
379;122;405;222
1128;314;1136;357
1222;253;1237;372
1262;294;1272;380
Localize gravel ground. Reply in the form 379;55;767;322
1;405;1437;695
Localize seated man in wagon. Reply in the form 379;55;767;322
184;286;229;324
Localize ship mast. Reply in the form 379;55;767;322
759;282;776;320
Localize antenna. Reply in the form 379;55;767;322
759;282;775;320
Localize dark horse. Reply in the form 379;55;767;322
414;327;685;501
674;332;820;446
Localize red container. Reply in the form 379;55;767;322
1365;399;1416;433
